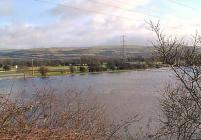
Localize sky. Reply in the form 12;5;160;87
0;0;201;49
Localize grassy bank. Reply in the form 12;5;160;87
0;63;165;79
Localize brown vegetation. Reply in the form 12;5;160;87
0;88;139;140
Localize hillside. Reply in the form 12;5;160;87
0;45;153;60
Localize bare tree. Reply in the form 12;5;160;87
0;87;140;139
150;21;201;140
149;21;184;65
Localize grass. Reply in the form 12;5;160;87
0;63;162;78
0;66;87;78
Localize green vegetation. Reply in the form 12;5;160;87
0;61;163;78
0;46;163;78
2;65;11;71
79;66;88;73
39;66;49;77
70;65;76;73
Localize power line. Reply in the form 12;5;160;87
110;0;161;13
167;0;196;11
86;0;160;19
113;0;195;11
112;0;197;15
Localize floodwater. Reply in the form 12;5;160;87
0;68;174;131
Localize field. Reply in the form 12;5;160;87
0;66;74;78
0;45;156;78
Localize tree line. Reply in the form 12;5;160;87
0;55;162;73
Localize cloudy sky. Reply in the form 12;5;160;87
0;0;200;49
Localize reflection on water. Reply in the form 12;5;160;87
0;68;173;96
0;68;174;130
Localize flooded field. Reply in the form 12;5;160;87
0;68;174;131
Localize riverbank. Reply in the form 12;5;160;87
0;69;142;80
0;60;167;79
0;66;171;80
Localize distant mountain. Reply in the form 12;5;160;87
0;45;153;60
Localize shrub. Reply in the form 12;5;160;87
88;65;107;72
79;66;87;73
60;69;67;74
70;66;76;73
132;63;148;69
0;88;139;139
107;64;117;71
39;66;49;76
3;65;11;71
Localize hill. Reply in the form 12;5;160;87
0;45;153;60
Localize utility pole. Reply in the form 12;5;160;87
32;59;34;76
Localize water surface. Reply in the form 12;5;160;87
0;68;174;130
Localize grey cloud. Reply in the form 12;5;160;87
0;19;150;49
0;0;152;49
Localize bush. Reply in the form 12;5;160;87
0;88;139;139
88;65;107;72
0;90;106;139
39;66;49;76
3;65;11;71
117;63;148;70
155;64;162;68
117;63;130;70
132;63;148;69
107;64;117;71
70;66;76;73
60;69;67;74
79;66;87;73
